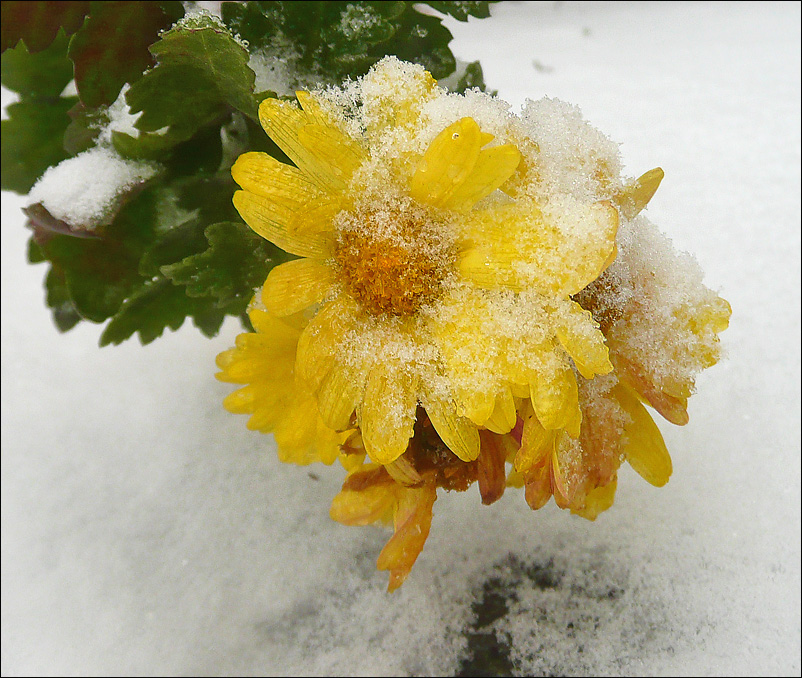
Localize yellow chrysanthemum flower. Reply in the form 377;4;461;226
216;58;730;591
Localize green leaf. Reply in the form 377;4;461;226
162;221;287;308
1;97;75;193
138;215;207;277
150;17;257;118
220;1;473;83
453;60;490;93
384;8;456;79
39;233;140;322
419;1;495;22
62;100;106;155
220;1;284;51
45;266;82;331
112;66;224;159
0;29;73;97
137;175;240;277
192;306;228;338
98;276;234;345
114;15;257;159
99;277;189;345
68;0;185;108
1;1;89;53
27;236;46;263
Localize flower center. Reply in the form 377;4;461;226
333;206;453;316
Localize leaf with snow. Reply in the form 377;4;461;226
150;17;258;118
0;0;89;53
387;8;456;79
26;183;165;325
27;146;159;230
62;101;106;155
448;60;491;94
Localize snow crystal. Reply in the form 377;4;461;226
60;80;78;98
96;85;142;144
248;35;317;97
181;1;222;19
339;3;383;40
419;87;514;147
27;147;158;229
514;97;624;203
588;213;727;393
173;5;249;50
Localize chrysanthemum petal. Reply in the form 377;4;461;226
223;382;282;419
246;399;286;432
216;352;283;383
425;396;481;462
555;300;613;379
459;199;619;296
410;117;481;208
530;367;582;437
289;197;344;235
617;167;664;219
295;297;354;391
377;483;437;592
261;258;334;316
477;431;507;505
233;190;332;258
454;387;497;427
615;385;673;487
523;460;552;510
506;468;525;488
550;438;575;507
613;352;689;426
443;144;521;213
231;152;321;206
295;90;331;126
317;360;366;431
571;476;618;521
385;455;424;486
330;484;397;526
273;391;346;465
259;98;344;192
515;405;554;472
484;387;517;434
298;123;366;185
360;362;419;465
246;309;303;343
259;99;366;191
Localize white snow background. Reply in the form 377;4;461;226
2;2;800;675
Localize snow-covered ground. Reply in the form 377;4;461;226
2;2;800;675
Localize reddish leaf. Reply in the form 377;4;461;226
0;1;89;53
68;1;183;108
